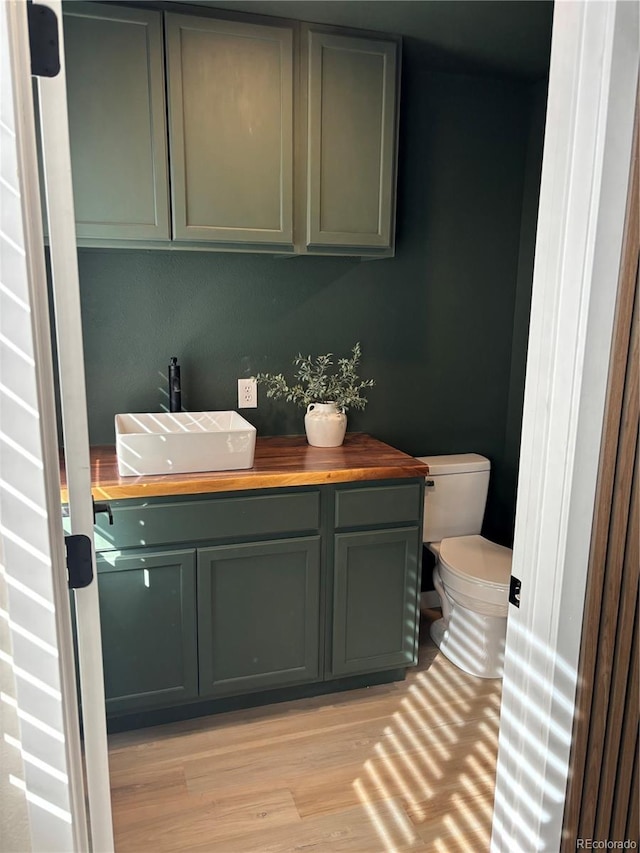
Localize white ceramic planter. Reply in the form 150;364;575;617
304;402;347;447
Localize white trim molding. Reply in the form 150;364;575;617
491;2;639;851
1;1;88;849
35;1;114;848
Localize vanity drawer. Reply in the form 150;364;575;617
95;490;321;550
335;482;422;529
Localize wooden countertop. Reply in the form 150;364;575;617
60;433;429;502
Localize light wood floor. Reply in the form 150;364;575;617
108;612;502;852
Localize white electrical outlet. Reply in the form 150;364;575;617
238;377;257;408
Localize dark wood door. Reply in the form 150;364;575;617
562;105;639;849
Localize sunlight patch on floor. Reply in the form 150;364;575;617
353;637;501;852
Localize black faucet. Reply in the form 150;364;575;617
169;357;181;412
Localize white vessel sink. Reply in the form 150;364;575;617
115;411;256;477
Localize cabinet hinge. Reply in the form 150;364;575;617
27;3;60;78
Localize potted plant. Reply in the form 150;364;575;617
256;343;374;447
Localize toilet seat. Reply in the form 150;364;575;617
438;534;512;612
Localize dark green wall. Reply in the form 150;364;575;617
493;81;548;544
76;64;543;545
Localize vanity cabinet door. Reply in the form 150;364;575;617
330;527;421;677
165;13;294;247
197;537;321;697
62;3;170;241
305;29;399;252
96;549;197;715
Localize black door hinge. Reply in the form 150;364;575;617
509;575;522;608
66;534;93;589
27;3;60;78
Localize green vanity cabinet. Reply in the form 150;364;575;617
62;3;170;241
165;13;294;247
304;29;399;254
95;548;198;714
331;528;421;677
328;481;423;678
92;477;423;725
197;537;321;697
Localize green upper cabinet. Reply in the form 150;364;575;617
303;29;399;254
165;13;294;247
62;3;170;241
61;8;401;254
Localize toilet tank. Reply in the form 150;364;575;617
416;453;490;543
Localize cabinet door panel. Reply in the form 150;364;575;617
198;537;320;697
95;490;320;551
166;14;293;245
335;482;422;529
96;549;197;714
307;31;398;249
63;3;169;240
331;528;420;676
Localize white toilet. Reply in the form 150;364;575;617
416;453;513;679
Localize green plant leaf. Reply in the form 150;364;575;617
256;343;374;413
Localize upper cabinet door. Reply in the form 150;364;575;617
63;3;170;241
306;31;399;251
165;14;294;246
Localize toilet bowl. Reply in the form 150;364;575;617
429;535;512;678
416;454;513;679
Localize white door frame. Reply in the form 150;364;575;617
1;1;88;849
2;1;114;850
35;1;114;847
492;2;639;851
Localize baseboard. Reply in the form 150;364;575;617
105;667;407;733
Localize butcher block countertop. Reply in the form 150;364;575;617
60;433;429;502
